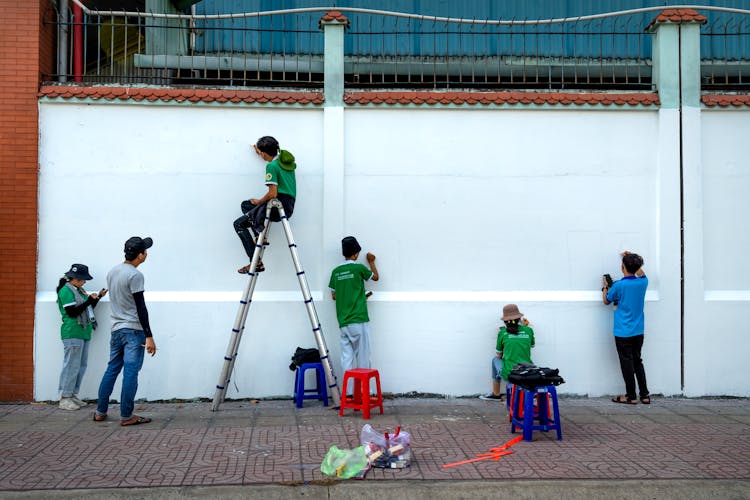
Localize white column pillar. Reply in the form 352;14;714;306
649;10;707;395
319;12;349;289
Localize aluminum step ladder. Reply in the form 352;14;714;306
211;198;341;410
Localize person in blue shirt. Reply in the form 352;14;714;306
602;251;650;405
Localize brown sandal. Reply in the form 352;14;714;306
237;261;265;274
640;396;651;404
93;413;107;422
612;395;638;405
120;415;152;426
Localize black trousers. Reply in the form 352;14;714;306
614;334;649;400
233;194;295;259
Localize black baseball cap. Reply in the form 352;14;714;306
124;236;153;256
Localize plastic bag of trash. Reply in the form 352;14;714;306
360;424;412;468
320;445;369;479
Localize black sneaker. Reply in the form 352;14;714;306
479;393;504;402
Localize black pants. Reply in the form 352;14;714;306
614;334;649;400
233;194;295;259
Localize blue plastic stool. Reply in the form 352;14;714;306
510;384;562;441
294;362;328;408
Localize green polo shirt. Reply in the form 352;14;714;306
329;261;373;327
496;324;535;379
57;286;93;340
265;158;296;198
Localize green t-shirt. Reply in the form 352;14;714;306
329;261;373;327
57;285;93;340
496;324;535;380
265;158;296;198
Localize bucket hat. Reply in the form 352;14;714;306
501;304;523;321
65;263;93;281
278;149;297;171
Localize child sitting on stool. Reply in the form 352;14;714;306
479;304;535;401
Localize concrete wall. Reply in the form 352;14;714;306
683;108;750;397
35;99;750;401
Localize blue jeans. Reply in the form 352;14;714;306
96;328;145;420
58;338;90;397
491;356;503;382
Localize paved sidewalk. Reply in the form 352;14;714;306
0;396;748;497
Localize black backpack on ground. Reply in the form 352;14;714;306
508;363;565;390
288;347;321;371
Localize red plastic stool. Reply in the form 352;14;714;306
339;368;384;419
507;383;552;422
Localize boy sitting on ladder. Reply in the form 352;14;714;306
234;136;297;274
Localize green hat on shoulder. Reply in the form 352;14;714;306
278;150;296;171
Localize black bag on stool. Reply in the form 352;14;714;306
508;363;565;390
289;347;321;371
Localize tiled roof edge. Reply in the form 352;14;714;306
702;94;750;108
343;91;661;107
319;10;350;27
645;9;708;32
38;86;325;105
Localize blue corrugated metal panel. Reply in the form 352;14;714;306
194;0;750;59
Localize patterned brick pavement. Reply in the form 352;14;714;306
0;397;748;490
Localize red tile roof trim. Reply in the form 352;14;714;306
344;91;660;107
38;86;324;105
702;94;750;108
646;9;707;32
319;10;350;28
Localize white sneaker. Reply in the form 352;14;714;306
59;398;80;411
478;392;504;402
71;395;88;407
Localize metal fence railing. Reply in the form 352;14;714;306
45;4;750;92
701;15;750;90
344;15;652;89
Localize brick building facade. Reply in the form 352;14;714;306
0;1;55;400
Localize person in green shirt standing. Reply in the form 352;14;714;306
235;135;297;274
329;236;379;372
479;304;534;401
56;264;107;410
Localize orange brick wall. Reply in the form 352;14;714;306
39;1;57;79
0;1;45;401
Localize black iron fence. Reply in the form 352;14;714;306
45;5;750;91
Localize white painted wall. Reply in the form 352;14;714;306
683;108;750;397
35;100;749;402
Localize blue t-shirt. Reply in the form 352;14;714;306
606;275;648;337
